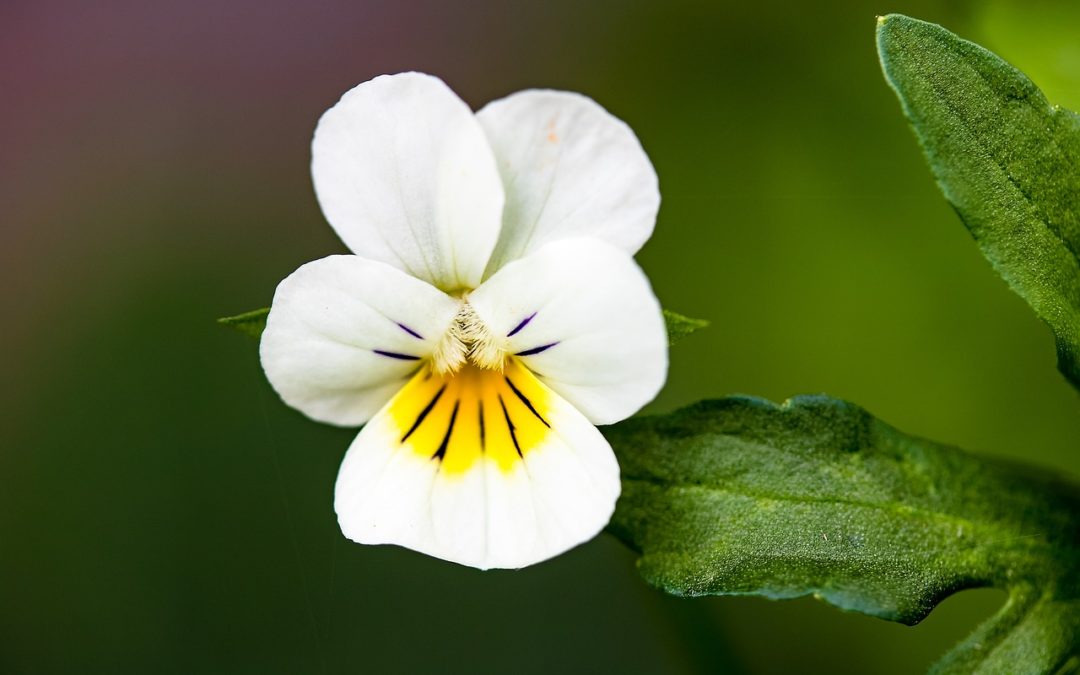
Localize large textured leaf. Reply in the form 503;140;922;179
877;14;1080;392
218;306;707;346
605;396;1079;673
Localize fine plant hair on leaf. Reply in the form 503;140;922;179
219;306;708;347
877;14;1080;393
604;396;1080;673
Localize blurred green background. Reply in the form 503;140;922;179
3;1;1078;672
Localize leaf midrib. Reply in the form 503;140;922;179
622;474;1053;558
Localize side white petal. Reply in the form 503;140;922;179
259;255;460;426
334;361;621;569
469;238;668;425
312;72;505;290
477;89;659;274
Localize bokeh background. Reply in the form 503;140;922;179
4;0;1079;672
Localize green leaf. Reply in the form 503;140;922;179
877;14;1080;392
219;306;708;347
217;307;269;338
663;309;709;345
604;396;1079;673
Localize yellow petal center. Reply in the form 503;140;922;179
387;358;552;474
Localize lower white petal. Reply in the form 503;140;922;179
333;359;620;569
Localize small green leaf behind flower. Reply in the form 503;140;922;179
604;396;1080;673
216;307;270;338
877;14;1080;393
662;309;709;345
219;306;708;347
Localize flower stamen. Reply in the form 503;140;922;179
432;297;508;375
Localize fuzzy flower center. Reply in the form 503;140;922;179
431;297;508;375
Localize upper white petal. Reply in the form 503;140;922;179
468;238;668;425
259;255;460;426
312;72;505;290
477;89;660;275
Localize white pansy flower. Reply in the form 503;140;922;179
260;72;667;569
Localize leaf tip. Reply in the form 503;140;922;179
662;309;710;346
874;13;926;58
217;307;270;339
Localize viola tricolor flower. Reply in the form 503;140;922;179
260;72;667;569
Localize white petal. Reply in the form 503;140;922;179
477;89;660;274
334;360;620;569
259;255;460;426
312;72;505;291
468;238;668;425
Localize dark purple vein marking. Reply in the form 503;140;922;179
401;385;446;443
374;349;421;361
514;342;558;357
396;322;424;339
505;377;550;427
478;400;486;453
432;400;460;461
507;312;537;337
498;394;523;458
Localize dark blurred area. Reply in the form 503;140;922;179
3;1;1079;672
